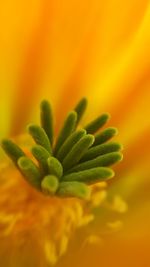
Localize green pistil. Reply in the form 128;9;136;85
84;113;110;134
1;98;123;199
93;127;118;146
31;145;50;174
18;156;42;190
80;142;123;162
74;97;88;125
47;157;63;179
41;175;59;195
62;134;94;172
28;124;52;154
1;139;25;166
62;167;114;184
40;100;54;145
56;129;86;161
57;181;91;199
68;152;123;173
54;111;77;155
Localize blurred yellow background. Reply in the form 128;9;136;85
0;0;150;266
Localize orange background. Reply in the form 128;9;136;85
0;1;150;266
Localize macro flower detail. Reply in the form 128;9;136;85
1;98;123;200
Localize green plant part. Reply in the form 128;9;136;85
40;100;54;145
28;124;52;154
57;181;91;199
41;175;59;195
84;113;110;134
62;134;94;172
1;98;123;200
68;152;123;173
62;167;114;184
93;127;118;146
74;97;88;125
80;142;123;162
54;111;77;155
31;145;50;174
1;139;25;166
47;157;63;179
18;156;42;190
56;129;86;161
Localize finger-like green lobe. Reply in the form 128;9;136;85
94;127;118;146
54;111;77;155
31;145;50;173
62;134;95;172
80;142;123;162
40;100;54;145
62;167;114;184
41;175;59;195
84;113;110;134
28;124;52;154
56;129;86;161
68;152;123;172
74;97;88;124
47;157;63;179
18;156;42;189
57;181;91;199
1;139;25;165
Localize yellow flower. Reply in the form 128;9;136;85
0;98;125;266
0;162;92;265
0;0;150;266
0;163;125;266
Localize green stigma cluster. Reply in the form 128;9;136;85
1;98;123;200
